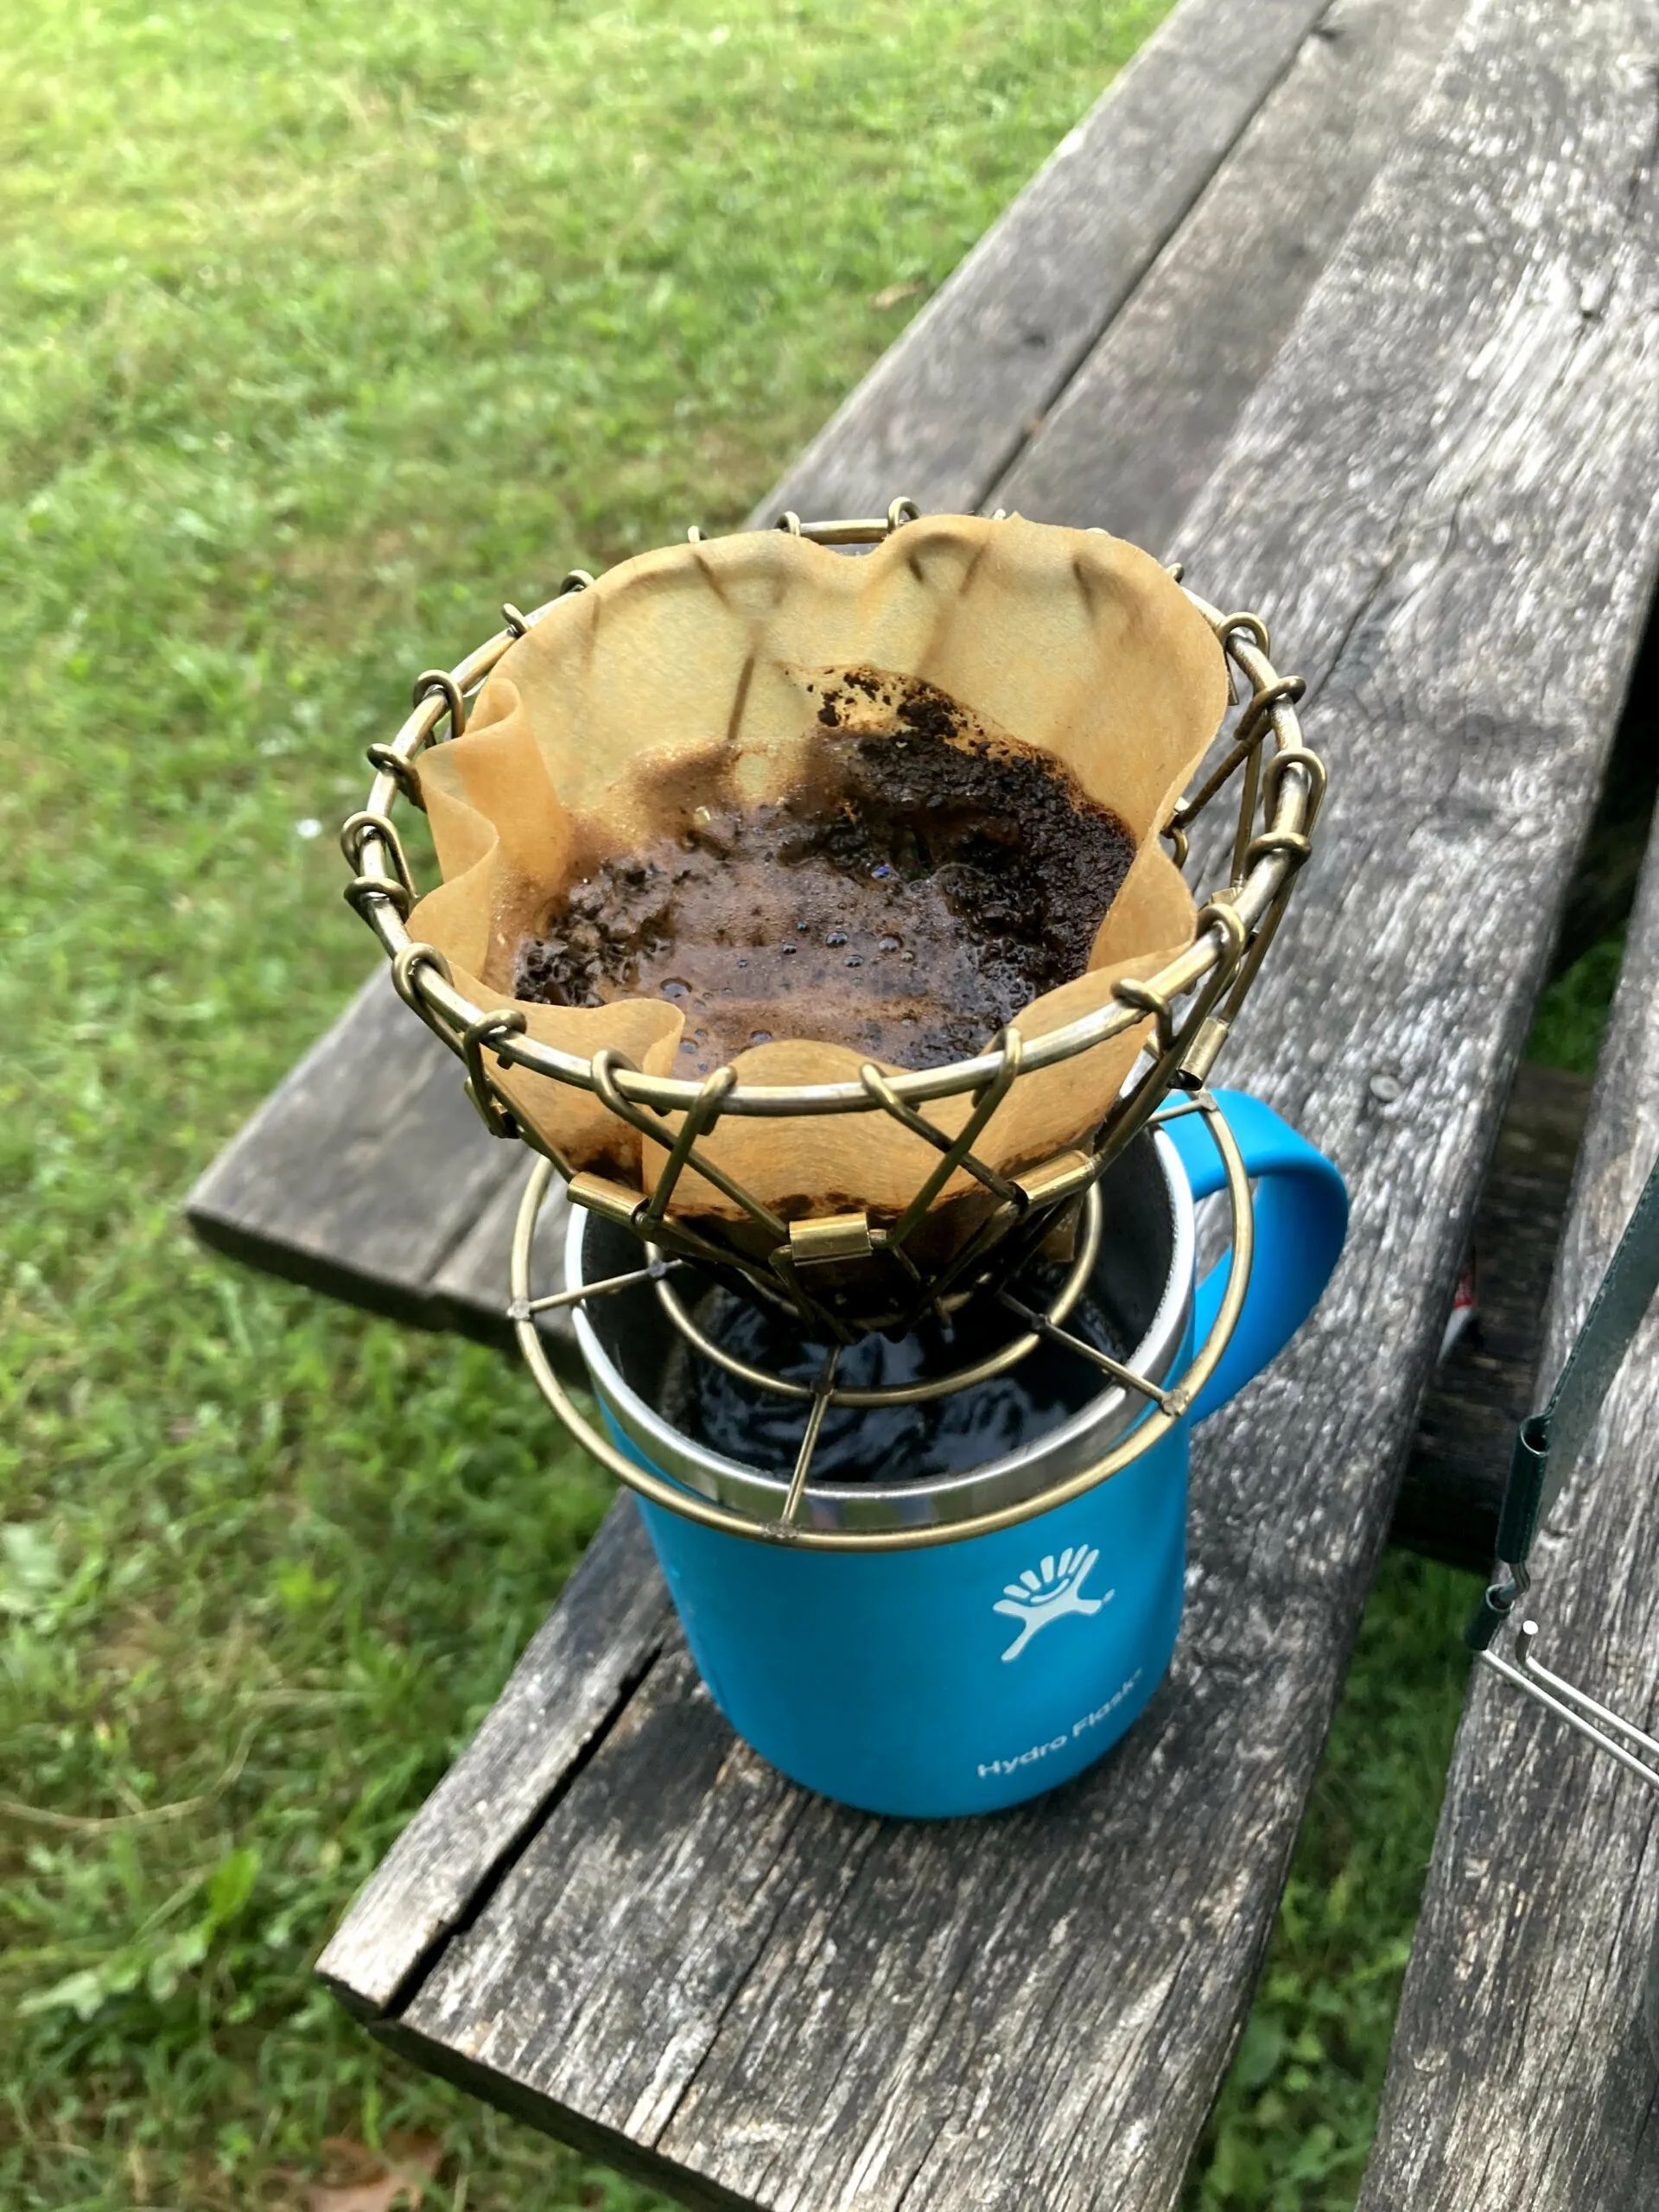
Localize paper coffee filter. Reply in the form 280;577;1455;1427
406;515;1228;1216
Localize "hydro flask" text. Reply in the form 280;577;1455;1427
975;1669;1145;1778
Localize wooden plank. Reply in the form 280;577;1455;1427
753;0;1338;526
429;1162;575;1354
186;974;522;1343
990;0;1456;554
1357;747;1659;2203
315;1497;674;2021
1395;1062;1591;1571
353;4;1659;2204
185;972;579;1357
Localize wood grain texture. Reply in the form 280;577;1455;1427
316;1497;673;2020
367;5;1659;2206
1396;1063;1591;1571
185;973;576;1357
990;0;1457;553
1358;682;1659;2186
429;1154;575;1354
186;974;516;1336
751;0;1335;526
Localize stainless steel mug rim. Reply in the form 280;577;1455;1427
565;1128;1196;1534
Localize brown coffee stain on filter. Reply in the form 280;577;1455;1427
512;682;1138;1077
407;516;1229;1222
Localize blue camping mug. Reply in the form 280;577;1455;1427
568;1089;1346;1818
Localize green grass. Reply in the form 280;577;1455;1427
1526;932;1628;1076
0;0;1635;2204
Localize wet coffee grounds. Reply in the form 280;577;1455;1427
513;677;1134;1075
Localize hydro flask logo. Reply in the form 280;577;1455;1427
994;1545;1113;1662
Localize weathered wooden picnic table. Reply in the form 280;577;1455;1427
190;0;1659;2201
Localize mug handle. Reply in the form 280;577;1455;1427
1160;1086;1349;1426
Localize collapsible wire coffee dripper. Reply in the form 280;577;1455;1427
341;503;1325;1550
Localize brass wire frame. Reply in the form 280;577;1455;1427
649;1177;1108;1414
341;499;1325;1342
506;1087;1255;1550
